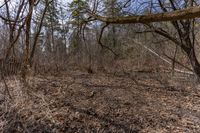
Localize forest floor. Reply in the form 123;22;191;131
0;68;200;133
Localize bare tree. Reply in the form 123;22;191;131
86;1;200;78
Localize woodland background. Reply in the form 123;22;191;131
0;0;200;132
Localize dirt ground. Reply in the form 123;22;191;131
0;69;200;133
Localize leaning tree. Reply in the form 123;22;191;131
79;0;200;78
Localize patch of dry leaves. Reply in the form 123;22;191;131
0;70;200;132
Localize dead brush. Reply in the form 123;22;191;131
0;75;70;132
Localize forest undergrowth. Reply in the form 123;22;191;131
0;66;200;133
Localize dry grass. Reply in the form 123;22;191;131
0;68;199;132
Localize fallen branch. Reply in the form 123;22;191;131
132;40;194;75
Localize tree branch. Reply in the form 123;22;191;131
98;23;118;56
88;6;200;24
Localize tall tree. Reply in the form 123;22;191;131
43;0;60;54
29;0;49;66
68;0;88;53
21;0;35;80
104;0;119;47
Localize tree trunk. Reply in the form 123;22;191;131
185;47;200;78
21;1;34;80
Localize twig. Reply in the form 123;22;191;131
98;23;118;56
0;66;12;99
172;45;178;75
